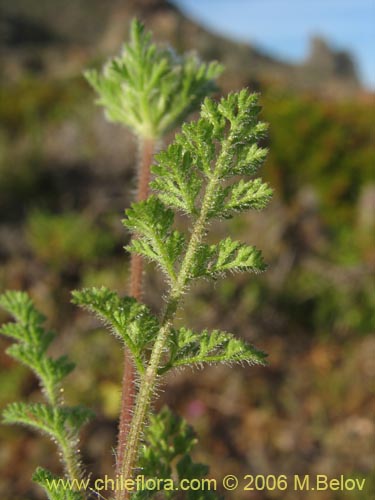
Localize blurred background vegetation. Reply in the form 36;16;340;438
0;1;374;499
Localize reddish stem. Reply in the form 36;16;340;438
116;138;156;487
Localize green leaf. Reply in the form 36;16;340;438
190;237;266;281
0;291;92;486
0;321;55;348
123;196;185;281
200;96;226;138
209;178;273;219
2;402;93;442
0;290;75;404
161;328;267;373
85;19;222;138
201;91;268;179
151;91;269;224
151;144;203;216
133;407;222;499
0;290;45;329
140;407;196;474
33;467;84;500
176;455;220;500
213;238;266;274
228;143;269;177
176;118;217;177
217;89;261;128
72;287;159;371
224;178;273;213
129;90;270;286
6;344;74;397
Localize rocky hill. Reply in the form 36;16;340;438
0;0;360;97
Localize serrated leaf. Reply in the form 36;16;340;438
151;91;269;225
176;455;220;500
230;143;269;177
140;408;196;472
208;178;272;219
33;467;84;500
2;402;93;442
124;196;174;238
0;290;45;329
72;287;159;371
207;184;232;219
190;237;266;281
201;91;268;180
151;144;203;216
200;97;226;138
0;321;55;348
218;89;261;127
123;196;185;281
161;328;267;372
214;238;266;273
225;178;273;212
0;290;76;404
133;407;221;499
85;19;222;138
6;344;74;399
176;118;217;177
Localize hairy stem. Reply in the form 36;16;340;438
60;440;81;480
130;137;156;298
47;383;86;494
57;392;86;496
116;138;231;500
116;137;156;479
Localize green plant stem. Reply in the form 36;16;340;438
48;384;86;494
56;394;86;496
116;137;157;478
59;437;83;484
116;137;232;500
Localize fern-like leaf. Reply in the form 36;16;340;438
33;467;84;500
85;19;222;139
150;91;270;224
0;290;45;326
2;402;93;443
72;286;160;373
6;344;74;399
133;407;221;499
161;328;266;373
151;144;203;216
0;291;75;404
123;196;185;281
209;178;273;218
189;237;266;281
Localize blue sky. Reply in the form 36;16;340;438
172;0;375;89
